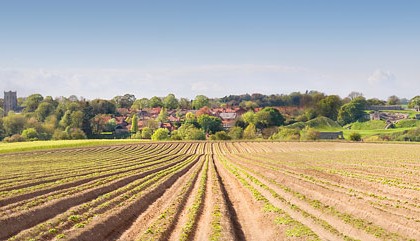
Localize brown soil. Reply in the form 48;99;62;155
214;155;282;241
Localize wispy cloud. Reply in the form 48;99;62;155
368;69;396;86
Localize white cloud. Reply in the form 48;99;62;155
368;69;396;86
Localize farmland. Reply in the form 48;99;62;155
1;141;419;241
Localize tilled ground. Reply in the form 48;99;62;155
1;141;419;241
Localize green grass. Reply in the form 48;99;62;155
350;120;386;130
0;139;146;154
342;128;412;139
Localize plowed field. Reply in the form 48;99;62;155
1;142;419;241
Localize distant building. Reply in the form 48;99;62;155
367;105;404;111
3;91;18;116
319;131;344;140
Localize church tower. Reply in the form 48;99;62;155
3;91;18;116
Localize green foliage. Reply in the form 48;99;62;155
337;97;367;125
300;127;320;141
349;132;362;141
228;126;243;139
179;98;191;109
197;114;223;134
213;131;231;140
151;128;170;140
22;128;39;141
157;108;168;123
149;96;163;108
367;98;386;106
192;95;209;109
131;115;138;133
408;96;420;110
35;102;55;121
317;95;342;120
23;94;44;112
241;111;256;125
112;94;135;108
141;127;153;139
131;98;150;110
90;99;116;115
395;119;419;128
256;107;285;128
104;118;117;132
177;124;206;140
2;112;26;136
243;123;257;139
271;128;300;140
163;93;179;110
387;95;400;105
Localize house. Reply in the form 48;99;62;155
367;105;404;111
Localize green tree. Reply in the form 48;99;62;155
131;115;138;133
337;97;367;125
163;94;179;110
255;107;285;128
0;118;6;140
228;126;243;139
59;110;72;128
3;112;26;136
69;128;87;139
113;94;136;108
214;131;231;140
151;128;170;140
241;111;256;125
22;128;39;141
192;95;209;109
81;102;94;137
23;94;44;112
243;123;257;139
141;127;154;139
90;99;116;115
387;95;400;105
317;95;342;120
197;114;223;134
35;102;55;122
367;98;386;106
149;96;163;108
179;98;191;109
177;123;206;140
70;111;84;128
408;96;420;111
157;108;168;123
131;98;150;110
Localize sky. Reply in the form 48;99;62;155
0;0;419;100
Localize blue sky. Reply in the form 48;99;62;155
0;0;419;100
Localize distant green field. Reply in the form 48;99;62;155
0;139;145;154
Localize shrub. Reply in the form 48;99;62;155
141;127;153;139
151;128;170;141
349;132;362;141
271;128;300;141
214;131;231;140
69;128;87;140
228;126;243;140
3;134;26;143
21;128;39;141
300;128;320;141
243;124;257;139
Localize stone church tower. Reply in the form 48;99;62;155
3;91;18;116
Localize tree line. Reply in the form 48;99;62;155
0;91;419;142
